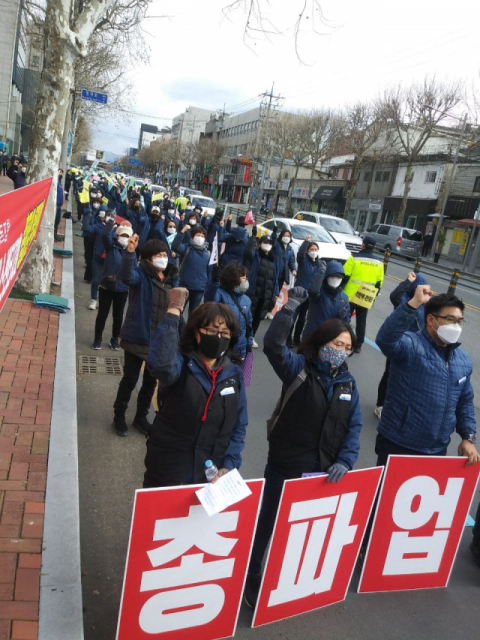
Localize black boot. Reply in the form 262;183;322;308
113;412;128;437
244;572;262;609
133;414;152;437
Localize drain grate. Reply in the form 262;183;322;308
78;355;123;375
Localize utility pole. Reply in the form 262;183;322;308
430;112;468;263
253;83;283;215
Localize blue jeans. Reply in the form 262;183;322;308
91;259;104;301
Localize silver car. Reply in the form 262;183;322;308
364;224;423;258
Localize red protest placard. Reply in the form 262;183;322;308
252;467;383;627
0;178;52;311
358;455;480;593
116;480;264;640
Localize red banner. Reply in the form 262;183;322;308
358;456;480;593
243;165;251;184
116;480;264;640
0;178;52;311
253;467;383;627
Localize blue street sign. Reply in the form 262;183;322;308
111;166;121;171
128;158;143;166
81;89;108;104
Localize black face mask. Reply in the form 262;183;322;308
198;333;230;360
151;214;159;222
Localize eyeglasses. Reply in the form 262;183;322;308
200;327;232;340
433;315;466;327
330;340;354;355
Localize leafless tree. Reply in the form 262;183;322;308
71;115;93;157
265;113;298;211
285;113;311;212
378;77;464;226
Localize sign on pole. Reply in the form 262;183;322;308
0;178;53;312
116;480;264;640
358;455;480;593
128;158;143;167
81;89;108;104
253;467;383;627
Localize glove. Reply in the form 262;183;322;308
338;305;348;319
285;286;308;313
319;260;327;272
212;265;222;282
326;463;349;483
168;287;189;313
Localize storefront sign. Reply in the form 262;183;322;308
253;468;383;627
359;456;480;593
0;178;52;312
116;481;264;640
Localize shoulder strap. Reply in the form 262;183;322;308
179;246;191;275
227;292;253;337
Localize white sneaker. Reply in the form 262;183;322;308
265;312;274;320
374;406;382;419
88;299;97;310
252;339;259;348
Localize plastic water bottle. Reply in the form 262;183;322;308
205;460;218;482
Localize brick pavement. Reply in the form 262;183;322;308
0;178;65;639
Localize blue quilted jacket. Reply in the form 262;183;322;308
376;302;476;454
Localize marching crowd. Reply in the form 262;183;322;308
64;167;480;607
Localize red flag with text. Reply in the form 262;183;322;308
116;480;264;640
0;178;52;311
358;455;480;593
253;467;383;627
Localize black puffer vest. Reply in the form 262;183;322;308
147;357;240;486
254;254;276;303
268;364;352;478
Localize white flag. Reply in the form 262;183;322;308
209;233;219;265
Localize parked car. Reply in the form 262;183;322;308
150;185;167;194
189;195;217;217
362;223;423;258
174;187;203;198
256;219;351;263
293;211;363;253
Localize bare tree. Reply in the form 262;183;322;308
285;113;310;212
265;113;298;212
378;77;464;226
341;102;388;219
16;0;152;294
71;115;93;157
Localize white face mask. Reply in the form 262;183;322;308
281;236;291;244
260;243;272;253
189;219;197;226
93;203;101;210
117;236;129;248
435;320;462;345
152;257;168;270
193;236;205;247
168;209;175;214
98;210;105;218
166;227;176;235
21;167;26;173
327;276;343;289
308;251;319;259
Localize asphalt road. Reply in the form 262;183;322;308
73;232;480;640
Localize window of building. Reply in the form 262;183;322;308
375;171;383;182
473;176;480;192
382;171;390;182
363;172;372;182
425;171;437;183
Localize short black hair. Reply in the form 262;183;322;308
141;239;169;260
424;293;465;324
220;262;248;291
191;225;207;239
298;318;356;363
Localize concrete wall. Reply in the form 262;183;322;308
0;0;20;149
451;164;480;197
391;162;445;199
172;106;213;145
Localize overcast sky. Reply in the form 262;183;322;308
92;0;480;155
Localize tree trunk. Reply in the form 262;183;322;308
396;161;413;226
343;163;361;220
271;158;285;212
16;0;76;294
306;163;316;212
286;163;301;213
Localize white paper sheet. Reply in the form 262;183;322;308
196;469;252;517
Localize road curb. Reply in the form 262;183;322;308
39;219;84;640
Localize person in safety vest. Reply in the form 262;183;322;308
243;286;363;609
343;234;384;353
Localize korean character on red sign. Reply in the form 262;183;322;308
253;468;382;627
359;456;480;593
117;481;263;640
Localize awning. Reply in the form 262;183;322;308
383;197;437;215
444;196;480;219
313;186;343;201
427;213;450;218
455;218;480;227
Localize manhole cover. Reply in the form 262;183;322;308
78;355;123;375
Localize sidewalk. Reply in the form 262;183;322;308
0;178;67;639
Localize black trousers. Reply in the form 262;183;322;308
251;298;265;336
113;350;157;418
376;358;390;407
84;236;94;282
94;288;128;341
375;432;447;467
350;303;368;347
54;205;62;237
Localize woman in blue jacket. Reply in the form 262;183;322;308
92;221;133;351
172;225;210;313
274;228;297;290
86;205;113;310
204;262;253;359
221;216;249;266
288;239;322;346
243;290;363;609
145;298;248;488
374;271;427;419
112;236;179;437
